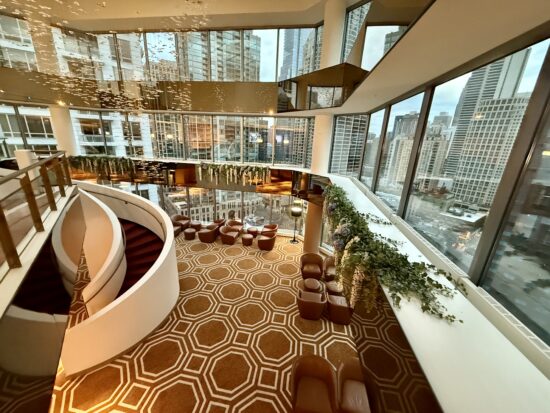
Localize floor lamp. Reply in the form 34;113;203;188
290;205;302;244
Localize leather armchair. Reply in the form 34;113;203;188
171;214;190;230
261;223;278;234
324;256;337;282
327;295;353;325
227;219;244;233
338;357;371;413
301;253;324;280
198;224;218;243
258;231;277;251
291;354;338;413
296;290;326;320
220;225;240;245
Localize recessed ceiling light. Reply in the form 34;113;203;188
57;100;66;106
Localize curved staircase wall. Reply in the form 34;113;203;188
52;195;86;295
60;182;178;376
0;306;67;376
79;190;127;316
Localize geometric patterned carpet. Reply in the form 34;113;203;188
49;234;441;412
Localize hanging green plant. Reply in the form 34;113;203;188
324;184;466;323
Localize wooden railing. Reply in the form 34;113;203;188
0;151;72;268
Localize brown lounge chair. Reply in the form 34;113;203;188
324;256;336;282
227;219;244;233
327;295;353;325
258;231;276;251
261;223;278;235
296;290;326;320
338;358;371;413
220;225;239;245
171;214;190;230
198;224;218;243
291;354;338;413
301;253;324;280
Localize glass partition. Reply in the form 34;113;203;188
213;116;241;162
0;14;37;71
150;113;185;159
243;117;272;163
376;93;424;211
183;115;212;161
359;109;384;188
243;192;270;227
405;40;549;271
216;190;242;221
188;187;215;223
274;118;308;166
97;34;120;80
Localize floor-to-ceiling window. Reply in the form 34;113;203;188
359;109;385;188
376;93;424;211
330;114;368;176
404;40;549;272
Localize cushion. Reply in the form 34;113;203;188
295;377;333;413
326;266;336;276
341;379;370;413
304;278;321;291
303;264;321;275
300;291;323;303
328;295;347;306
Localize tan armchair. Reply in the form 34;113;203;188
258;231;277;251
261;224;278;235
301;253;324;280
171;214;190;230
198;224;218;243
324;256;336;282
296;290;326;320
220;225;240;245
291;354;338;413
338;357;371;413
327;295;353;325
227;219;244;233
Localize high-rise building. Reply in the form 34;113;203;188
330;115;368;175
444;49;530;177
394;111;420;137
342;2;371;61
452;94;530;206
383;26;407;53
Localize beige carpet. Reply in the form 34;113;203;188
49;234;440;412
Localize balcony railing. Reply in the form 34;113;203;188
0;151;72;268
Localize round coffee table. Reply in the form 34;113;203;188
190;221;202;231
184;228;196;240
242;234;253;246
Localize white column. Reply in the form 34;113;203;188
319;0;347;69
303;202;323;253
49;106;79;156
310;114;333;175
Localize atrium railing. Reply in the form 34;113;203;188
0;151;72;268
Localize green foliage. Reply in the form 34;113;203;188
324;184;466;323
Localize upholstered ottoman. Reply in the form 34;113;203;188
190;221;202;231
184;228;196;240
247;227;259;238
242;234;253;246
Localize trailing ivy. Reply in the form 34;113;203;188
324;184;466;323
